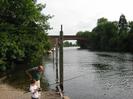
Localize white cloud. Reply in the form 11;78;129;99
37;0;133;35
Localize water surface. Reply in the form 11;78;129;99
44;47;133;99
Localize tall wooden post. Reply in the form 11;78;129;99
55;38;59;83
53;46;55;68
59;25;64;91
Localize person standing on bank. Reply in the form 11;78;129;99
26;65;44;88
30;79;41;99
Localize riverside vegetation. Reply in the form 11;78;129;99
0;0;51;90
77;14;133;52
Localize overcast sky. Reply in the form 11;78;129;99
38;0;133;35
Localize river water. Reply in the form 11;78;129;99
44;47;133;99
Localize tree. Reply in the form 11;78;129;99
92;21;118;50
76;15;133;52
0;0;51;71
97;17;108;26
118;14;128;33
129;21;133;33
76;31;92;49
63;41;73;47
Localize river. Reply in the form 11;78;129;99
44;47;133;99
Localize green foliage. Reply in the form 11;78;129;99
76;15;133;52
0;59;6;71
0;0;51;72
76;31;92;49
92;21;118;50
97;17;108;26
129;21;133;33
63;41;76;47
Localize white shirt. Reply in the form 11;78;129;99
30;84;40;98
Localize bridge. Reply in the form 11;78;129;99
48;35;85;40
48;35;85;46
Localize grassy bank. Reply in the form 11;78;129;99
1;70;49;91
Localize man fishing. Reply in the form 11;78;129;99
26;65;44;88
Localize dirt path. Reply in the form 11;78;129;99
0;83;60;99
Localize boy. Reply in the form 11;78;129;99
30;79;41;99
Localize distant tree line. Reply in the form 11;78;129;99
0;0;51;73
63;41;77;47
77;14;133;52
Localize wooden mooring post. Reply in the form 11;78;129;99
55;25;70;99
59;25;64;91
55;38;59;83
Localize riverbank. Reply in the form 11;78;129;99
0;71;61;99
0;83;60;99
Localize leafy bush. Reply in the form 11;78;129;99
0;0;51;71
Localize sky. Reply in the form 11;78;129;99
37;0;133;35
